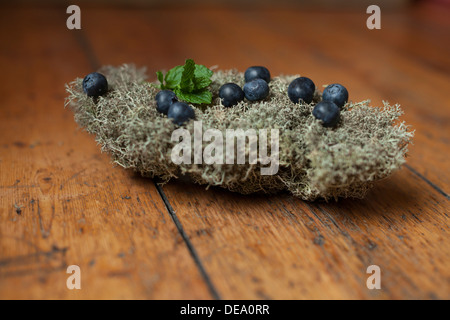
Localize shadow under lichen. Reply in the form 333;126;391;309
65;64;413;201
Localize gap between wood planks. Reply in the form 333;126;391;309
72;28;221;299
405;165;449;200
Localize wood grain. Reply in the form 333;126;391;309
0;2;448;300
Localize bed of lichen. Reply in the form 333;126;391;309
65;64;413;200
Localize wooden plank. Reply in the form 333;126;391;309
162;168;449;299
0;6;212;299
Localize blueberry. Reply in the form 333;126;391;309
219;83;245;107
82;72;108;97
156;90;178;115
287;77;315;104
322;84;348;108
243;79;270;101
167;102;195;125
312;101;340;127
244;66;271;83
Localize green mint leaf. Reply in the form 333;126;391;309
193;77;212;90
193;64;213;90
156;71;165;89
194;64;213;79
164;65;184;89
176;89;212;104
158;59;214;104
179;59;196;92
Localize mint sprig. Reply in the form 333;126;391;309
157;59;213;104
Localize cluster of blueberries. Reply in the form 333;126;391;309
82;66;348;128
217;66;348;127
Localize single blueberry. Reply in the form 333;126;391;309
287;77;315;104
312;101;340;127
156;90;178;115
244;66;271;83
322;84;348;108
243;79;270;101
82;72;108;97
219;83;245;107
167;102;195;126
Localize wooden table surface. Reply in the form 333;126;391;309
0;1;449;300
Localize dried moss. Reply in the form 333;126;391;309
65;64;413;201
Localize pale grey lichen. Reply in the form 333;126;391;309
65;64;413;201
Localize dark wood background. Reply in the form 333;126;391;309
0;1;448;299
